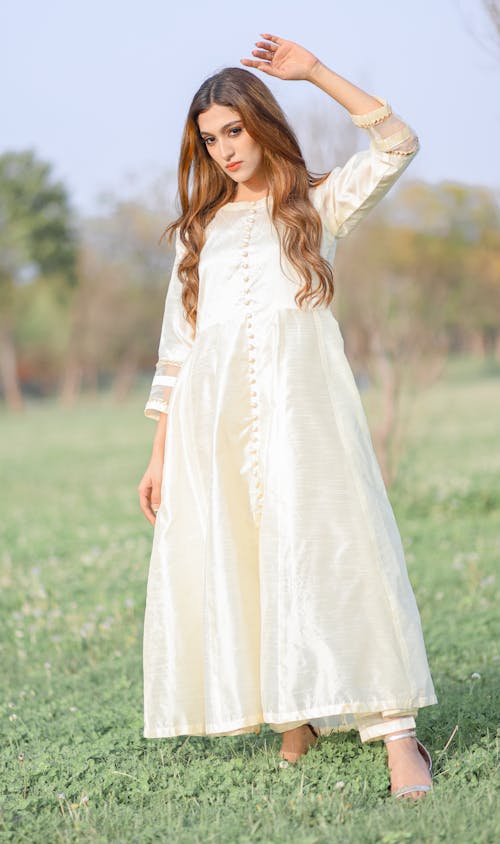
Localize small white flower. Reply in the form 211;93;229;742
279;760;289;768
57;793;65;800
480;574;495;588
471;672;481;680
335;780;345;789
9;714;17;721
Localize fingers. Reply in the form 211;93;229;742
240;59;278;76
240;58;273;72
138;486;155;526
259;32;284;45
253;39;279;62
252;49;273;61
241;42;276;67
240;34;288;75
255;40;278;54
138;476;160;527
138;493;156;526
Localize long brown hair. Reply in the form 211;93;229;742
161;67;334;333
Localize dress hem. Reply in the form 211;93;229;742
144;694;438;738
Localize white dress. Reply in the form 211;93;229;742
142;98;438;738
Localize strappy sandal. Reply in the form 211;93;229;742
384;728;433;799
279;723;319;763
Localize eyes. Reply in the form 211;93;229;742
202;125;243;146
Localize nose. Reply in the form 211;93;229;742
219;136;235;160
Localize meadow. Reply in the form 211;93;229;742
1;356;499;843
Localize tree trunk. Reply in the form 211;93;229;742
0;322;23;411
371;334;400;488
59;357;83;407
86;365;99;397
481;325;498;359
113;354;138;402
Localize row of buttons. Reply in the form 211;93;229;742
242;204;263;507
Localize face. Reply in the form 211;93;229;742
197;104;265;187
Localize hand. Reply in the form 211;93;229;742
138;456;163;526
240;34;321;82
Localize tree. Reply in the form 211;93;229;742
60;197;176;405
335;178;500;485
0;150;77;409
458;0;500;59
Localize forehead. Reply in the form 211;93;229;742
197;104;242;134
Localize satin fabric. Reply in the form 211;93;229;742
270;713;417;744
143;133;438;739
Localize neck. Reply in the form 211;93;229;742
233;174;269;203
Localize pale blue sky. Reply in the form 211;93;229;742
2;0;499;217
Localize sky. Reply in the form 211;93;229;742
2;0;499;218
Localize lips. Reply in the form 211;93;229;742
226;161;242;171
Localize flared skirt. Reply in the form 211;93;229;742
143;307;437;738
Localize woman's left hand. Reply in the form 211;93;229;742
240;34;321;81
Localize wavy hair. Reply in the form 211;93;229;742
161;67;334;333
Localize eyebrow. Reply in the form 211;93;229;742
199;120;241;137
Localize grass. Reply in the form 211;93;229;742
0;355;499;843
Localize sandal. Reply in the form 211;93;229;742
384;729;433;799
279;723;319;763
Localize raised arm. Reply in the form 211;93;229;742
310;99;419;239
241;34;419;238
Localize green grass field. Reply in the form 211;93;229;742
1;356;499;843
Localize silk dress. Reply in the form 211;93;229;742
142;97;438;739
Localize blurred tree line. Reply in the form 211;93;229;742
0;149;175;410
334;177;500;481
1;147;499;482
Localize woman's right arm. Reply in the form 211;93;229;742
138;412;168;525
138;229;195;525
144;229;195;420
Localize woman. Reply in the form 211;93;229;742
138;34;437;801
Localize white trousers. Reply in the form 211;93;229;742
268;710;417;743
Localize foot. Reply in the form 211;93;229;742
385;734;432;800
279;724;318;763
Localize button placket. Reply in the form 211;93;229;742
241;203;263;517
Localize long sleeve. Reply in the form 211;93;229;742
311;95;420;240
144;230;195;421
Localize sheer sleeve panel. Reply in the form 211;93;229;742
144;230;195;421
351;97;419;156
310;95;420;240
145;360;184;421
